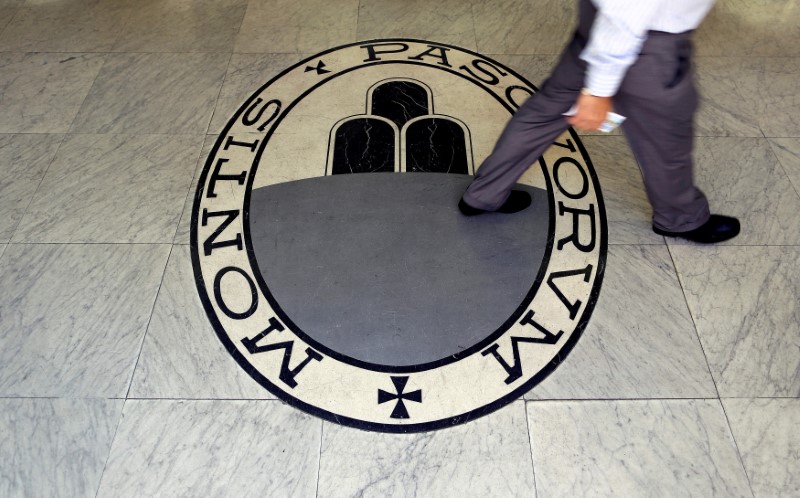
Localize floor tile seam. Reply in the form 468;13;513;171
717;398;757;498
767;140;800;202
93;397;128;498
522;401;539;498
523;397;722;403
203;52;235;136
63;50;111;136
469;2;481;55
123;244;174;400
171;134;218;246
314;419;324;498
5;133;68;246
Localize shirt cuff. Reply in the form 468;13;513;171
584;66;627;97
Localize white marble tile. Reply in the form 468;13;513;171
473;0;576;55
0;398;123;498
526;245;716;399
0;134;63;243
111;0;246;53
174;135;216;245
357;0;477;51
488;54;558;89
723;398;800;498
527;400;752;497
209;53;305;133
0;243;6;260
69;52;229;135
317;401;535;498
671;246;800;398
694;57;763;137
695;0;800;57
13;134;202;244
0;0;132;52
581;136;665;245
234;0;358;54
96;400;320;497
0;0;23;34
0;52;106;134
770;138;800;193
677;137;800;246
0;243;170;397
752;57;800;138
129;245;270;399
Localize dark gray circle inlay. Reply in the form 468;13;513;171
248;173;549;366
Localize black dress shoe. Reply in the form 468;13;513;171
653;214;740;243
459;190;532;216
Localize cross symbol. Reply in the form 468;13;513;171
305;60;331;75
378;376;422;419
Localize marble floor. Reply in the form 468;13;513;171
1;0;799;497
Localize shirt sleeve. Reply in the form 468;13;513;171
580;1;662;97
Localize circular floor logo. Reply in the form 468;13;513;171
192;39;607;432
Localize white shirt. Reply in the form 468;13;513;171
581;0;716;97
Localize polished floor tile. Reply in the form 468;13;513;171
684;137;800;246
695;57;763;137
770;137;800;192
173;135;216;245
0;134;63;243
234;0;358;54
581;136;664;245
0;398;123;498
0;243;6;260
473;0;576;55
0;1;23;34
96;400;321;497
0;52;106;134
695;0;800;57
526;245;716;399
527;400;752;497
489;54;558;89
13;134;202;244
0;243;170;397
111;0;246;53
70;53;229;135
357;0;477;50
671;246;800;398
723;398;800;498
209;53;305;133
753;57;800;138
317;401;535;497
0;0;132;53
129;245;270;399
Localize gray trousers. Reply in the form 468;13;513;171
462;0;710;232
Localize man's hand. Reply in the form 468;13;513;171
566;93;613;131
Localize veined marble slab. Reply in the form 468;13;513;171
671;245;800;397
770;138;800;193
317;401;535;497
753;58;800;138
96;400;321;497
723;398;800;498
473;0;576;55
173;135;217;245
0;134;63;243
0;243;170;397
0;398;123;498
527;399;752;497
13;134;202;244
129;245;271;399
695;57;763;137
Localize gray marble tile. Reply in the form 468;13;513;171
13;134;202;244
209;53;305;133
770;138;800;193
723;398;800;498
695;0;800;57
129;245;270;399
69;53;229;135
676;137;800;246
0;0;132;52
234;0;358;54
0;398;123;498
671;246;800;398
0;0;23;34
317;401;535;497
0;134;63;243
0;52;106;134
0;243;170;397
526;245;716;400
581;136;665;245
111;0;246;53
174;135;216;244
473;0;576;55
96;400;320;497
694;57;763;137
752;58;800;138
0;243;5;260
488;54;558;89
527;400;752;497
357;0;477;51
